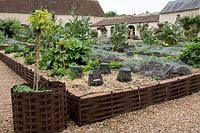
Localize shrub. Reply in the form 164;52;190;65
91;30;98;38
189;37;200;43
14;85;47;92
40;37;92;70
140;28;157;45
137;24;149;34
180;43;200;68
14;52;24;58
66;69;78;80
65;16;95;43
0;31;5;45
110;24;128;50
25;55;35;65
110;61;122;69
64;37;91;65
0;18;23;38
157;22;185;45
50;67;67;77
177;15;200;38
5;44;24;54
83;60;99;72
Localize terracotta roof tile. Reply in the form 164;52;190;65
92;14;159;27
0;0;104;17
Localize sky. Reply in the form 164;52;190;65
98;0;171;15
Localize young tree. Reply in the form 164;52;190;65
29;10;54;90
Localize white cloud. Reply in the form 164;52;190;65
98;0;171;14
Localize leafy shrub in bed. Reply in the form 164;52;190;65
25;55;35;65
189;37;200;43
40;37;91;70
156;22;185;45
180;43;200;68
0;18;23;38
0;31;5;45
13;85;47;93
50;67;68;77
5;44;24;54
110;61;122;69
110;24;128;51
140;28;157;45
177;15;200;38
40;15;95;73
83;60;99;72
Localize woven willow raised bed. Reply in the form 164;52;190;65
1;51;200;127
11;82;67;132
67;73;200;126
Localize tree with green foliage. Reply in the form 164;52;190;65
29;9;55;90
110;24;128;51
177;15;200;38
105;11;118;18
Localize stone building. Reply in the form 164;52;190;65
160;0;200;24
0;0;105;24
92;14;160;39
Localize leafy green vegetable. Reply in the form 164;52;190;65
14;85;48;92
25;55;35;65
180;43;200;68
110;61;122;69
14;52;24;58
50;67;67;77
83;60;100;72
5;44;24;54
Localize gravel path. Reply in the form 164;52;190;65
1;60;200;133
0;61;25;133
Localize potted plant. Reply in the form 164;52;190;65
11;10;67;132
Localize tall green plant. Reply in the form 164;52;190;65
29;9;55;90
177;15;200;38
140;27;157;45
110;24;128;50
157;22;185;45
137;23;149;34
180;43;200;68
0;31;5;45
0;18;23;38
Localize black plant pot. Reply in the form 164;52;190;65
11;82;67;133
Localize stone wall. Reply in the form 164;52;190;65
159;9;200;24
0;13;105;25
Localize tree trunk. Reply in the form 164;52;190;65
33;30;41;90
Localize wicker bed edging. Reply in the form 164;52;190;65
0;52;200;126
67;72;200;126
